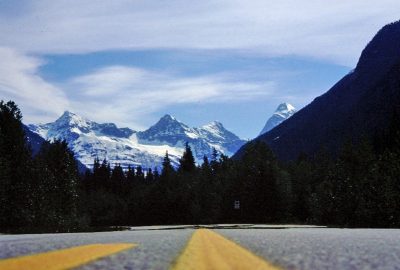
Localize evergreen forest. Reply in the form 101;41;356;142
1;100;400;233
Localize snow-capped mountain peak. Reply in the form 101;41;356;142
160;114;177;121
60;110;83;120
259;103;296;135
54;111;92;130
202;120;223;130
28;112;246;169
157;114;188;129
138;114;191;144
276;103;295;114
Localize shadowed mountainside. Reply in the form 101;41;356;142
236;21;400;161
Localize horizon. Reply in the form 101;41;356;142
1;1;400;138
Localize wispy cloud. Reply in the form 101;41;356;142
0;47;68;123
0;49;274;128
1;0;399;137
66;66;275;128
1;0;399;66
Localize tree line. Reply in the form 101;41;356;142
1;100;400;232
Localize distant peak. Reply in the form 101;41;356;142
211;120;222;125
151;114;187;129
55;110;90;128
204;121;224;129
61;110;74;116
161;114;177;121
259;103;296;135
58;110;79;120
276;103;295;112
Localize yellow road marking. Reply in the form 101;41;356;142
0;243;136;270
171;229;281;270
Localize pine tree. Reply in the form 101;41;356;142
146;168;154;181
126;165;135;183
93;157;100;172
201;155;210;171
136;165;145;181
161;151;175;178
95;159;111;189
211;147;218;161
153;167;160;181
210;147;220;171
0;101;34;230
111;163;125;193
179;142;196;173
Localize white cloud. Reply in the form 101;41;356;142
1;0;400;66
0;47;68;123
0;46;274;128
66;66;275;128
2;0;399;135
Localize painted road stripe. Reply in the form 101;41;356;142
0;243;136;270
171;229;281;270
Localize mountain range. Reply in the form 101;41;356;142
28;112;246;169
240;20;400;161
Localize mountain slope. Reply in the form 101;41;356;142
238;21;400;161
259;103;296;135
23;125;45;155
29;112;246;169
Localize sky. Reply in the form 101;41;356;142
1;1;400;139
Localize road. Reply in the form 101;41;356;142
1;225;400;269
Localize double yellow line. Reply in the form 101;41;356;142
0;243;136;270
172;229;280;270
0;229;281;270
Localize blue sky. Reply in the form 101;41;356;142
1;1;400;138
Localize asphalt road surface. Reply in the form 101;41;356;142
1;225;400;269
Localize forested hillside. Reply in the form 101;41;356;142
1;100;400;232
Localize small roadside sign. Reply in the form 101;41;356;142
234;200;240;210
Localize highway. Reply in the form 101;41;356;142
1;225;400;269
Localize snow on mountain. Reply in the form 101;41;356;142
259;103;296;135
137;114;193;145
28;112;246;169
137;115;245;161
